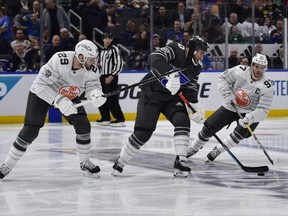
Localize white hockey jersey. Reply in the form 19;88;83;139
30;51;101;104
218;65;274;123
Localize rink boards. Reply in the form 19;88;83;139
0;70;287;123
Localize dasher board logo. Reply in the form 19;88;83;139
0;76;22;101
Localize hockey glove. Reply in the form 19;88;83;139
90;89;106;108
222;91;235;103
54;94;77;116
165;73;180;95
239;114;254;128
189;102;205;124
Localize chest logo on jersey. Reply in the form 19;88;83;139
235;89;251;107
59;86;80;100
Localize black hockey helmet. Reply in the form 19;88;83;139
186;35;209;65
102;31;113;39
187;35;209;53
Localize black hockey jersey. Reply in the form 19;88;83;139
140;42;203;102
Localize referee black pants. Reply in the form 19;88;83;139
99;75;125;121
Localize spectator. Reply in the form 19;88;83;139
258;17;276;43
82;0;108;40
262;0;274;19
241;13;260;41
118;20;138;48
202;3;222;31
8;41;33;72
78;34;87;41
26;39;41;71
129;30;149;70
131;0;148;17
0;6;13;42
152;34;161;50
44;35;62;62
170;2;191;30
182;31;191;47
42;27;51;54
10;28;31;51
270;19;283;44
0;58;9;72
22;13;40;41
239;56;249;66
228;25;245;44
16;0;33;16
153;5;171;29
185;0;195;14
228;48;240;68
230;0;246;23
166;20;184;44
42;0;70;36
204;16;224;44
273;46;284;69
59;27;77;51
222;13;243;36
115;0;131;11
184;11;202;35
0;36;12;60
106;4;117;27
31;0;40;18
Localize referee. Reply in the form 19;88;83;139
97;32;125;127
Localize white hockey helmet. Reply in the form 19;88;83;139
251;53;268;80
252;53;268;68
75;39;98;64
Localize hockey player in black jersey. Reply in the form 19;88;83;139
112;35;209;177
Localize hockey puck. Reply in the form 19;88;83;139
258;173;265;176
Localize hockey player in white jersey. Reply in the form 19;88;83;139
0;39;106;179
187;53;274;161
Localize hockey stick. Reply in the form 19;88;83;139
75;68;187;108
230;102;274;165
178;92;269;173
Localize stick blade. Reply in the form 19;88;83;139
242;165;269;173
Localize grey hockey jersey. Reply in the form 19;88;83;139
30;51;101;104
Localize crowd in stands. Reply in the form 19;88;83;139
0;0;287;72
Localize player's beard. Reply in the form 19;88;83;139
83;63;93;71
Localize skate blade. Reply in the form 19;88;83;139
205;159;214;164
111;169;121;176
82;171;100;178
96;122;110;126
173;169;189;178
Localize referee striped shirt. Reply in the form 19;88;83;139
99;45;123;76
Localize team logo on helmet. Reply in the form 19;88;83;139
235;89;251;107
78;43;92;52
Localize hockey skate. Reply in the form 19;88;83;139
110;120;126;127
0;164;11;179
80;160;100;178
206;146;220;162
111;160;124;176
96;119;110;126
186;147;200;158
173;156;191;177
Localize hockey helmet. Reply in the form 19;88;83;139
102;31;113;39
251;53;268;80
186;35;208;65
252;53;268;67
75;39;98;64
187;35;209;53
